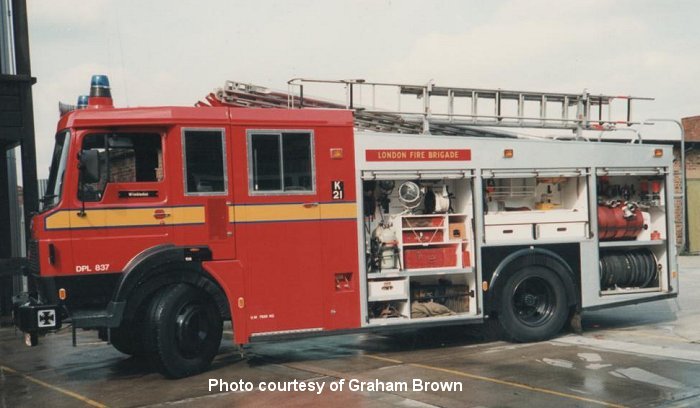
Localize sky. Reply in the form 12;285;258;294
25;0;700;179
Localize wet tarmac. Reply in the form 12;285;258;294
2;256;700;407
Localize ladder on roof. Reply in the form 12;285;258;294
287;78;655;136
202;78;653;138
202;80;494;137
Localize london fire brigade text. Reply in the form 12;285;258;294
376;150;457;160
365;149;471;161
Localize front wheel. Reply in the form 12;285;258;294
110;324;141;355
497;266;569;342
144;284;223;378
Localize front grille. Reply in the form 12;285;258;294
27;239;40;275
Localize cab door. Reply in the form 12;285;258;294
176;127;235;260
238;129;323;334
70;130;171;276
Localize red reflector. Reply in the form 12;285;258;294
654;149;663;157
504;149;514;158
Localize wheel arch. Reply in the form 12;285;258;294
113;244;231;324
485;247;579;314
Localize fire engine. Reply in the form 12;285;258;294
13;75;680;378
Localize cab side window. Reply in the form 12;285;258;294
182;129;227;194
79;133;163;201
248;131;314;194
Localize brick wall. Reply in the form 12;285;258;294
673;146;683;246
673;145;700;250
678;116;700;251
109;150;136;182
683;116;700;142
107;146;164;183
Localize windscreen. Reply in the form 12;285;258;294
41;131;70;211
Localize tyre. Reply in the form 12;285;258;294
110;300;151;356
110;325;138;355
497;266;569;342
144;284;223;378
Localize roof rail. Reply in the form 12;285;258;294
286;78;653;138
201;78;653;140
205;80;517;138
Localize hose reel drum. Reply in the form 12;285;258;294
599;248;659;290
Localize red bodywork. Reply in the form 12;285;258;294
33;106;360;344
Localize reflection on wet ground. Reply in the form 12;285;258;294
2;258;700;407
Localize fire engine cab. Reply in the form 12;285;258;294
13;76;680;378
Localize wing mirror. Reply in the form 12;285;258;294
79;150;101;183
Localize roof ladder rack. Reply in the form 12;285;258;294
286;79;654;137
202;78;653;139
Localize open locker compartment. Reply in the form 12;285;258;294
596;167;670;295
482;168;590;244
596;168;668;243
409;273;475;318
361;171;477;324
366;270;478;324
598;243;667;295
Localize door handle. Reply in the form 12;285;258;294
153;209;171;220
303;202;319;208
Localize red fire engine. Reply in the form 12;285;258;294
13;76;680;378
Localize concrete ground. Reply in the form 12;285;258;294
3;257;700;407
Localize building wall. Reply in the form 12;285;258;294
673;146;700;251
682;116;700;253
673;146;680;247
683;116;700;142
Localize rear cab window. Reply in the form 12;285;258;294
182;129;227;195
247;130;314;195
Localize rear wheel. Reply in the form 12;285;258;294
498;266;568;342
144;284;223;378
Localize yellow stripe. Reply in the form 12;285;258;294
0;365;108;408
171;206;206;224
45;211;73;230
320;202;357;219
362;355;627;408
45;206;205;230
235;203;318;222
233;202;357;223
45;203;357;229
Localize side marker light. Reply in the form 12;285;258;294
330;148;344;159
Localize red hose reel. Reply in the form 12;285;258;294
597;202;645;241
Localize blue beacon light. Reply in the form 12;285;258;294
76;95;89;109
89;75;111;98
